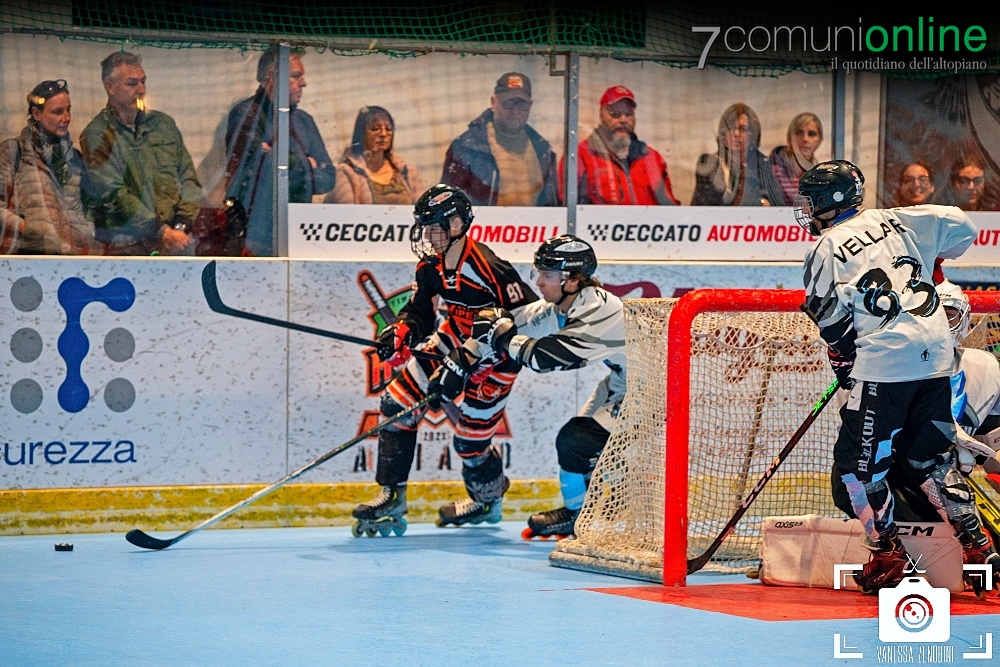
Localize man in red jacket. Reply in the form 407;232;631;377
560;85;680;205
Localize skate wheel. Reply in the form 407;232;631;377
392;518;407;536
520;527;535;540
378;524;392;538
365;527;378;538
351;522;364;538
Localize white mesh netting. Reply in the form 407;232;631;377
551;296;1000;583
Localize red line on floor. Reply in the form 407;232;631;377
585;584;1000;621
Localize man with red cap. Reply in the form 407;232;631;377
560;85;679;205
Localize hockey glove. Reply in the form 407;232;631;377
427;347;478;405
471;308;518;357
827;348;856;390
376;322;417;369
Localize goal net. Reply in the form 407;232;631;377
551;288;1000;585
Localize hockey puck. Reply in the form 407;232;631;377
54;542;73;552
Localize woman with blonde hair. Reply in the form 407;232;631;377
325;106;425;205
769;112;824;206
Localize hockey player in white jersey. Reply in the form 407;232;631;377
832;280;1000;538
435;235;625;539
798;159;999;596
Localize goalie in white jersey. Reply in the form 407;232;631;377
798;159;999;596
443;235;625;538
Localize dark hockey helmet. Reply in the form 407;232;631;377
533;235;598;279
794;160;865;235
410;184;474;260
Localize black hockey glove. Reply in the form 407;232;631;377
471;308;517;357
376;322;418;368
827;348;856;390
427;347;478;405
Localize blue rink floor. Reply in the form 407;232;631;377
3;522;999;667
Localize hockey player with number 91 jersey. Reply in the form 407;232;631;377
797;159;1000;597
352;184;539;538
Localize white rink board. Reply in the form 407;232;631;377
0;259;289;488
290;205;1000;263
4;258;1000;490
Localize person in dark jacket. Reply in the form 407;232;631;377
224;48;335;256
691;102;784;207
440;72;558;207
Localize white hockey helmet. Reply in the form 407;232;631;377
935;280;971;346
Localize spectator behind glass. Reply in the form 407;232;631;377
894;161;935;207
80;52;200;256
225;48;335;256
0;79;95;255
769;112;823;206
935;156;989;211
691;102;784;206
441;71;558;206
559;85;679;205
324;106;425;205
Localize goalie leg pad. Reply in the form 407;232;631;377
918;454;978;533
460;446;507;503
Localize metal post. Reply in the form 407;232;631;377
832;67;846;161
563;53;580;235
272;43;290;257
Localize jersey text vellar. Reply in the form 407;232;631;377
832;219;907;263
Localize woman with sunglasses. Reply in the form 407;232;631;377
0;79;95;254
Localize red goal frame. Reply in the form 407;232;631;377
662;288;1000;587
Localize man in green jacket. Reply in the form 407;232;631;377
80;52;201;256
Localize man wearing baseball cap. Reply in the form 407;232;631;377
441;71;558;206
560;85;679;205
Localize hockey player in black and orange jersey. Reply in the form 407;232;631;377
450;236;626;540
351;184;538;537
798;160;999;597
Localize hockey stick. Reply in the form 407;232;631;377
687;378;839;574
968;473;1000;546
125;393;438;550
201;261;441;360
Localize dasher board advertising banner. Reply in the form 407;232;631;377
289;204;565;262
292;204;1000;263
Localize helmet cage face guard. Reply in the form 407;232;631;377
793;193;820;236
935;282;971;346
410;187;473;261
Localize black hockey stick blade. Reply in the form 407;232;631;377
201;261;441;361
125;393;439;551
202;261;377;347
125;528;181;550
686;379;839;575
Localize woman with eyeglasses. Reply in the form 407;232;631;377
691;102;784;207
936;156;990;211
893;161;936;207
324;106;425;205
0;80;95;254
768;112;824;206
